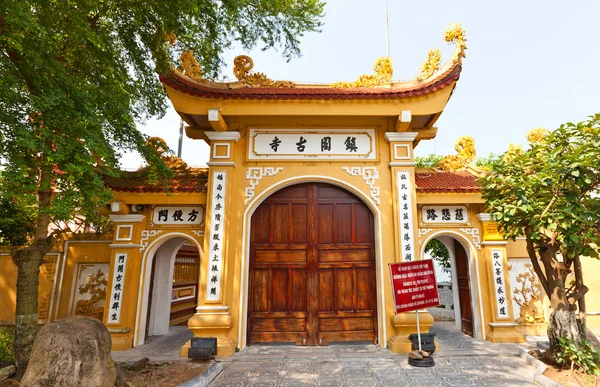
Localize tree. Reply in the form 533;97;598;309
425;239;451;273
479;115;600;356
0;0;324;378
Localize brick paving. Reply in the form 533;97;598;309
209;322;539;387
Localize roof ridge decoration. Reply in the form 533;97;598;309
438;136;476;172
146;137;190;172
179;50;203;82
233;55;296;88
415;23;467;83
332;57;393;88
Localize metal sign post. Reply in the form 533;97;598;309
389;260;440;367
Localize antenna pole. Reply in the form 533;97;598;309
177;119;184;158
384;0;390;57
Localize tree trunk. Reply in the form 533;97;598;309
13;248;44;380
547;308;583;349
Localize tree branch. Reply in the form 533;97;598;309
526;235;550;296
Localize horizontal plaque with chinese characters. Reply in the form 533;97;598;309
248;129;376;160
152;206;204;225
421;205;468;224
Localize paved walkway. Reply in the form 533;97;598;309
110;323;543;386
112;326;193;363
210;323;539;387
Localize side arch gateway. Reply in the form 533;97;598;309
247;182;378;345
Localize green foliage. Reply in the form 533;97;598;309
480;114;600;260
0;328;14;363
415;154;444;168
555;335;600;375
474;153;500;170
0;0;325;241
425;239;451;273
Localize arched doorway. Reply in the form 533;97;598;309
423;233;483;339
247;183;378;345
134;234;203;347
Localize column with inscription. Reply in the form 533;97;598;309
385;131;435;353
184;131;240;357
477;213;525;343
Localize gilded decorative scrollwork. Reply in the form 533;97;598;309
445;23;467;65
509;263;544;323
414;23;467;83
415;49;442;82
333;57;393;88
438;136;476;171
146;137;189;171
233;55;295;88
179;50;203;82
75;269;107;321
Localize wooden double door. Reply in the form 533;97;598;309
248;183;378;345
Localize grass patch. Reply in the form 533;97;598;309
0;327;14;362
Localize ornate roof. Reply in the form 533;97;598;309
415;170;480;193
161;24;467;101
103;168;208;193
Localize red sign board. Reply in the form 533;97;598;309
389;260;440;313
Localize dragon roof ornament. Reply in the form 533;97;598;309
332;57;393;88
415;23;467;83
438;136;476;171
179;50;203;82
233;55;295;88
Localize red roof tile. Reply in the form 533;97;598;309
159;64;461;101
415;171;480;193
103;169;208;193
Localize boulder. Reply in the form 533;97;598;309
21;316;116;387
0;364;15;380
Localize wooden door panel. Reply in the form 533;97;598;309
334;204;353;243
454;239;474;337
318;205;334;244
290;269;307;311
334;269;355;312
355;268;374;311
251;269;269;313
318;270;334;312
248;183;376;345
271;269;289;312
290;204;308;244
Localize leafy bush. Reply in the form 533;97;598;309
0;327;14;362
555;335;600;375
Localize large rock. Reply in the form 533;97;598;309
21;316;116;387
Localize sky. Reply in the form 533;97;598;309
122;0;600;169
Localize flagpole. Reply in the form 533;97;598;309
384;0;390;57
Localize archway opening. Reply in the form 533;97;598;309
425;236;476;337
246;182;378;346
135;235;202;347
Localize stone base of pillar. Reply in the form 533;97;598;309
487;322;526;343
181;309;237;357
388;311;435;353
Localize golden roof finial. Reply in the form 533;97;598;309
414;23;467;83
445;23;467;65
146;137;189;171
332;57;393;88
179;50;203;82
438;136;476;171
233;55;295;88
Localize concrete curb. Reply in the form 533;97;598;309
177;361;223;387
519;349;563;387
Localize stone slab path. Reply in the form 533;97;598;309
209;322;540;387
